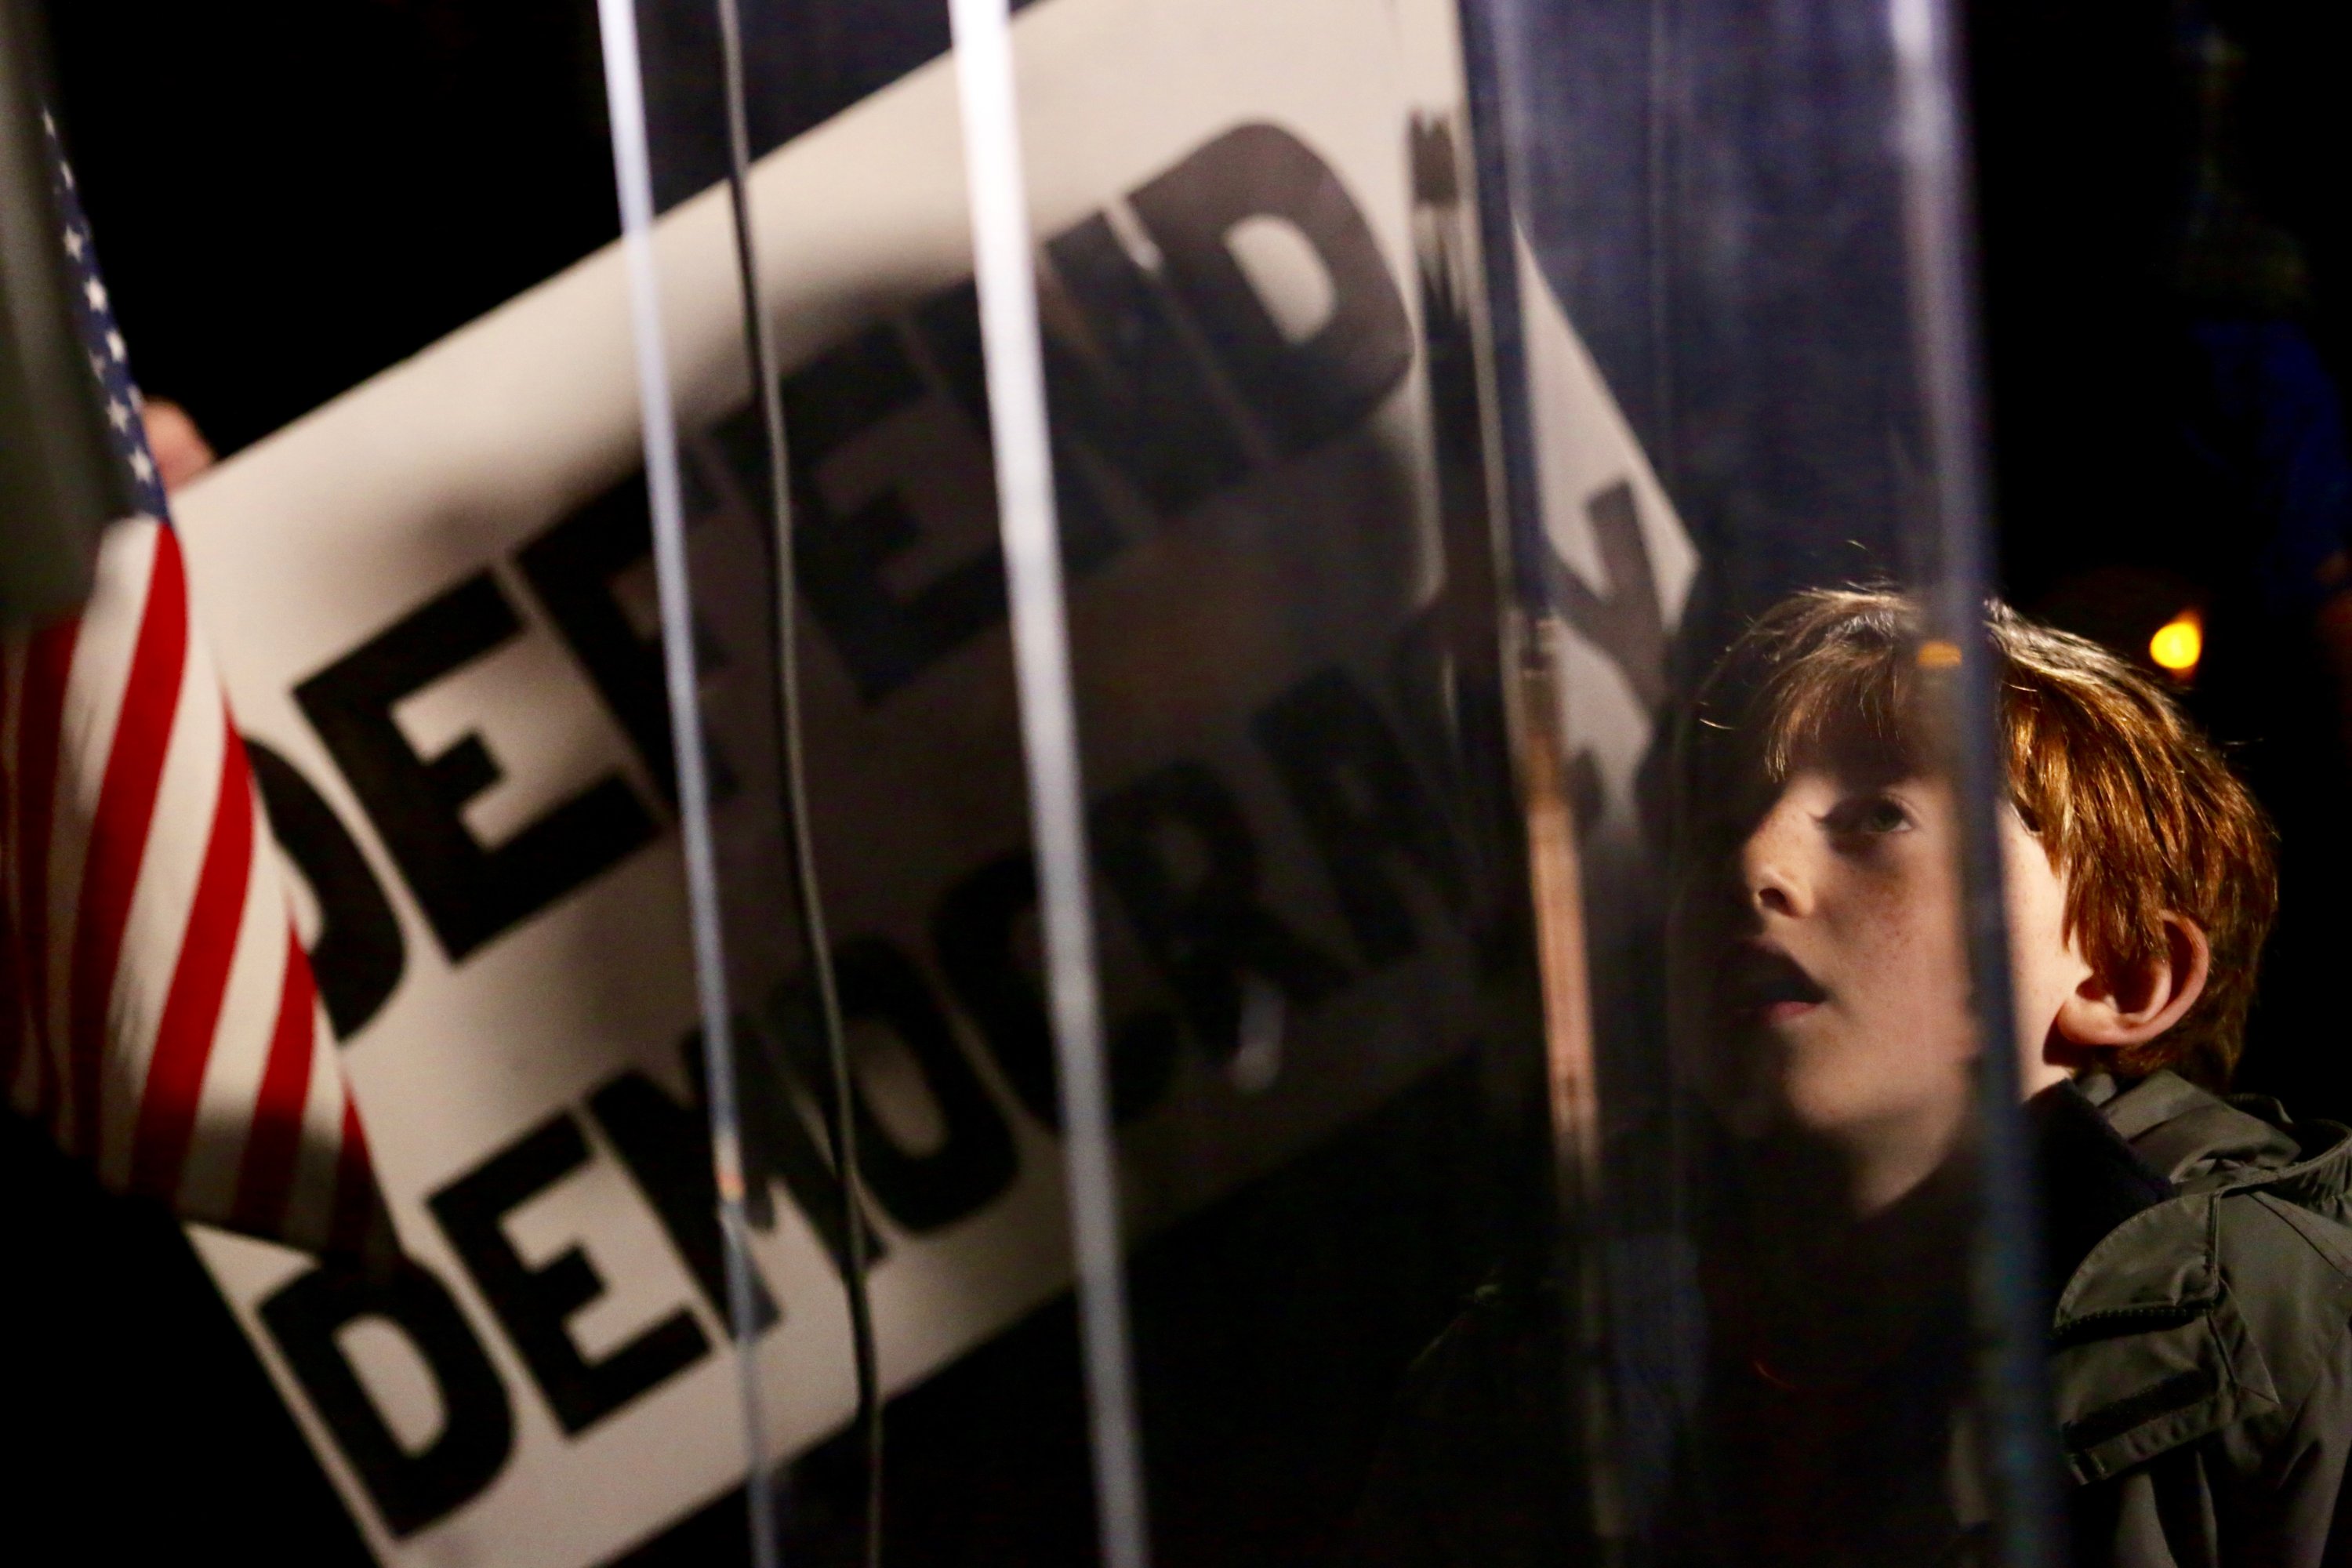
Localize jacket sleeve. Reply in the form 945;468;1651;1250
2073;1313;2352;1566
2266;1312;2352;1568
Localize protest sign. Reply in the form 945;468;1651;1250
171;0;1690;1557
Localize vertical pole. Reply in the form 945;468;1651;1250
709;3;885;1563
1453;0;1628;1552
1888;0;2064;1563
942;3;1152;1566
593;4;781;1565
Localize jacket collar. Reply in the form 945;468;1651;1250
2089;1069;2303;1189
2030;1078;2175;1305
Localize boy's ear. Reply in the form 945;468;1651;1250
2053;913;2212;1049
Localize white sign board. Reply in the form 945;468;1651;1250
170;0;1692;1559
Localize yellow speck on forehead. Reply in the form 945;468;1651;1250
1916;640;1963;670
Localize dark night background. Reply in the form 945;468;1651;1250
6;0;2350;1561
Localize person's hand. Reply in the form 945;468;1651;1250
141;397;214;492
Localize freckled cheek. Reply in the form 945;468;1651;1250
1824;874;1966;1018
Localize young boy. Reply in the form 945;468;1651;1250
1675;586;2352;1566
1358;589;2352;1566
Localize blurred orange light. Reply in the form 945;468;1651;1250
2150;611;2202;676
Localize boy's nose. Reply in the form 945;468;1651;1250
1740;810;1813;918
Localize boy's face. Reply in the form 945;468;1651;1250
1673;751;2080;1210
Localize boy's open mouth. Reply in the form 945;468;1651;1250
1725;942;1828;1021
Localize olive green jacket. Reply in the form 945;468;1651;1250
2053;1070;2352;1566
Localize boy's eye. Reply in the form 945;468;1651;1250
1825;795;1913;837
1860;797;1911;833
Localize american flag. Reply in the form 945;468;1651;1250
0;114;384;1258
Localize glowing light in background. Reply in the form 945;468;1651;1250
2150;609;2203;678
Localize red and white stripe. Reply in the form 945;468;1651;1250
1;516;381;1256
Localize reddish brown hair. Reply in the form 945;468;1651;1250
1682;588;2278;1087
